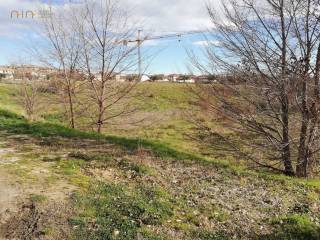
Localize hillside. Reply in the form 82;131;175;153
1;0;320;238
0;81;319;239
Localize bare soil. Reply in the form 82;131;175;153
0;132;75;240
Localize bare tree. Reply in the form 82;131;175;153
34;6;84;129
189;0;320;177
293;1;320;177
76;0;140;133
15;66;40;121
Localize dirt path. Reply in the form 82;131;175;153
0;171;21;225
0;132;76;239
0;139;22;227
0;137;26;239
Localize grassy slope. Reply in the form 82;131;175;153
1;82;320;186
0;109;202;162
1;82;320;239
0;83;22;113
1;109;320;239
0;82;198;153
107;83;199;154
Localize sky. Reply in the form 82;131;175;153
0;0;218;74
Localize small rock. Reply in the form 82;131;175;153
113;229;120;237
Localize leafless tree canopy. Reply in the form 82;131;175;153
16;71;41;122
190;0;320;177
76;0;140;133
37;7;84;129
35;0;140;133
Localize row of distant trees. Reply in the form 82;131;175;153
190;0;320;178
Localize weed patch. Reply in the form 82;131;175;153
262;214;320;240
70;182;174;239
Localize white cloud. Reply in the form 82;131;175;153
0;0;223;65
121;0;214;33
193;40;220;46
142;40;160;46
0;0;220;39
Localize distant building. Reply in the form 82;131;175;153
0;67;14;79
168;74;180;82
140;75;151;82
183;79;195;83
0;65;57;82
156;78;169;82
174;75;196;83
115;74;126;82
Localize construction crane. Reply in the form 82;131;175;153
121;30;206;78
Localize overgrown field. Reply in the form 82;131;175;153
0;82;319;239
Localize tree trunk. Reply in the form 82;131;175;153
282;100;295;176
296;117;309;178
296;5;312;178
315;43;320;97
296;75;310;178
97;100;104;133
302;43;320;177
280;1;294;176
67;84;75;129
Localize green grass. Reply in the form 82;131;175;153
1;83;320;239
0;107;254;177
190;230;230;240
0;82;198;155
70;180;231;240
108;83;199;154
0;83;22;113
70;183;174;240
0;108;204;162
1;108;320;189
30;194;48;203
136;83;192;112
262;214;320;240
